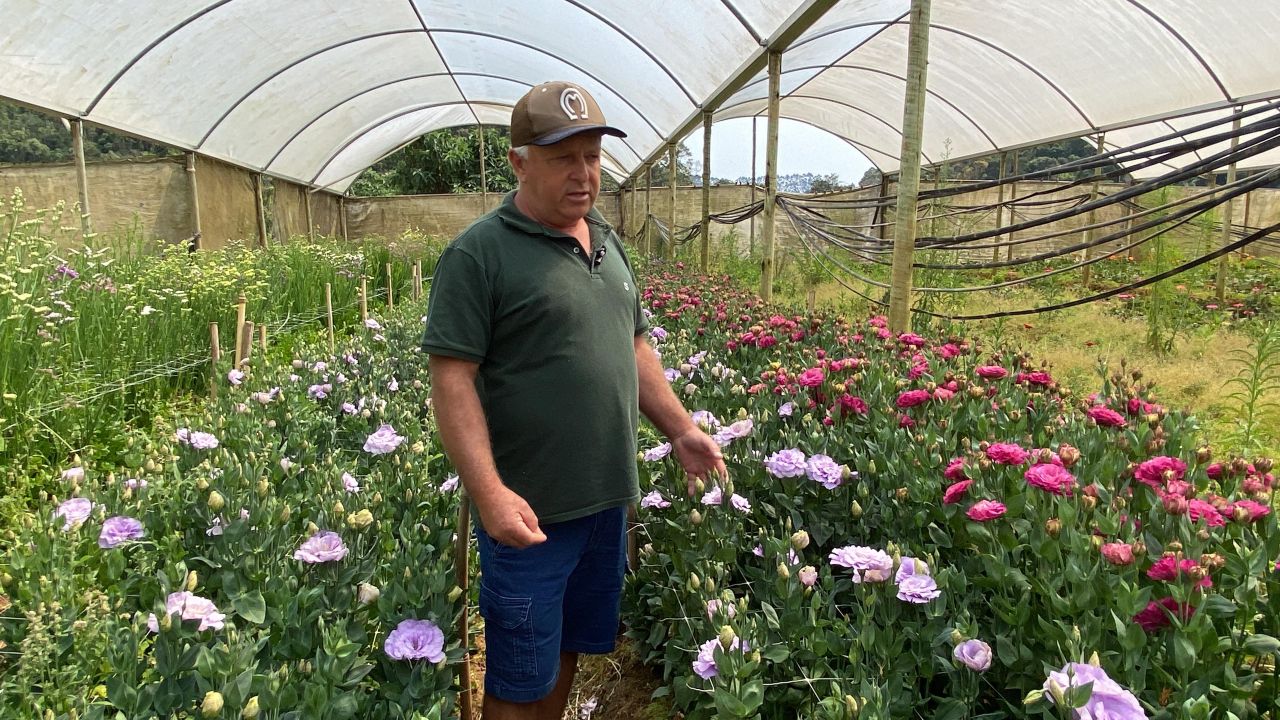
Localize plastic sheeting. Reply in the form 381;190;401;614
2;1;1278;193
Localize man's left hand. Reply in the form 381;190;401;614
671;429;729;497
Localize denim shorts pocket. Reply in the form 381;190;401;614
478;584;537;680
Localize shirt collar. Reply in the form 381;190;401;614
495;190;612;240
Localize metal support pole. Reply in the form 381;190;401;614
186;152;202;250
1006;153;1021;262
1216;111;1243;301
668;143;678;260
644;164;653;257
875;175;891;242
305;189;315;242
992;151;1007;262
759;51;782;302
1081;134;1105;288
1124;178;1140;261
253;174;269;248
630;176;639;246
701;112;712;272
340;197;350;242
478;125;489;212
749;116;758;255
886;0;932;332
70;119;92;237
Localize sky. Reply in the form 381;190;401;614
678;116;875;185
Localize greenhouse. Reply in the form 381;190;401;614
2;1;1280;718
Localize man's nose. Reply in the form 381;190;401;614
568;156;589;179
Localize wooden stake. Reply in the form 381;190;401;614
385;262;394;309
258;323;267;355
455;492;474;720
992;151;1007;262
305;190;315;242
186;152;202;250
359;277;368;323
644;164;653;256
750;115;758;255
701;112;712;272
238;321;255;368
253;174;269;248
1007;153;1021;262
209;322;220;399
340;196;350;242
233;294;247;368
1217;109;1242;303
668;142;678;261
70;119;92;237
1081;134;1105;288
759;51;782;302
325;282;335;354
478;125;489;212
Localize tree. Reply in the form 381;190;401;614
349;126;516;197
0;101;171;164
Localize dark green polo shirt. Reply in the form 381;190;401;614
422;192;649;525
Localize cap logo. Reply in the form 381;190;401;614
560;87;589;120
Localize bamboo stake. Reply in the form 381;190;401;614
70;119;92;237
209;322;220;399
992;151;1007;262
630;175;639;246
668;143;678;261
644;164;653;256
1081;134;1105;288
233;294;247;369
701;112;712;272
478;125;489;212
359;277;368;323
305;190;315;242
759;51;782;302
886;0;932;333
750;115;758;255
238;321;255;368
386;262;394;309
415;260;423;300
253;174;269;248
455;492;473;720
186;153;202;250
340;197;350;242
325;283;335;354
1006;153;1021;262
1217;109;1242;303
258;324;267;355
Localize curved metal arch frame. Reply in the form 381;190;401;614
196;29;425;148
427;28;672;138
717;104;903;168
718;0;764;45
315;102;633;192
554;0;698;104
308;100;636;188
407;0;481;127
1125;0;1232;102
718;94;935;165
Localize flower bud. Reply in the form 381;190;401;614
280;506;292;522
185;571;198;592
241;696;260;720
346;509;373;530
448;585;464;602
850;501;863;519
160;611;173;631
208;491;226;512
1023;689;1045;705
196;478;210;491
1044;518;1061;537
356;582;380;606
704;577;716;594
1196;446;1212;464
718;625;737;650
1256;457;1274;473
949;629;965;645
1058;444;1080;468
256;478;269;497
790;530;810;551
332;500;345;515
201;691;224;718
895;487;909;502
777;563;790;579
306;521;319;534
844;695;860;715
689;572;701;591
690;509;702;526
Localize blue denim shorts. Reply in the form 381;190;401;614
475;506;628;703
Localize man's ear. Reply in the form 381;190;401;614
507;148;525;180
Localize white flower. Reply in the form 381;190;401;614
140;305;156;316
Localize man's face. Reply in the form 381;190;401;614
510;131;603;227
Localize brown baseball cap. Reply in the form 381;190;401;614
510;81;627;147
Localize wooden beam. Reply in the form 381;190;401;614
70;119;91;236
701;112;712;272
759;51;782;302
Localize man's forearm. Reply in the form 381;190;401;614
428;359;505;505
636;337;697;440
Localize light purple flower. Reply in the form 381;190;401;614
363;424;405;455
61;467;84;482
752;545;764;557
1045;663;1146;720
335;373;348;385
293;531;349;563
364;318;382;331
227;369;245;386
289;373;300;383
341;402;357;415
764;449;807;478
344;353;358;365
643;443;672;462
343;472;360;493
692;636;748;680
829;545;893;583
778;401;794;417
714;419;755;446
440;475;459;492
664;368;680;383
701;486;723;506
650;327;668;341
691;410;720;430
705;598;737;619
953;639;992;672
99;516;145;548
176;428;219;450
147;591;225;633
312;361;328;373
384;618;445;662
798;565;818;587
730;493;751;513
896;575;941;603
308;384;330;400
387;377;399;392
123;478;147;490
280;458;294;473
896;557;930;584
805;454;844;489
640;490;670;509
53;498;93;530
206;517;224;536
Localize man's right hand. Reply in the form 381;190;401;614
476;486;548;548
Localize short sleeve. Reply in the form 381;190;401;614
421;246;492;363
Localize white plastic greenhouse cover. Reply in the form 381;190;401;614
2;1;1278;193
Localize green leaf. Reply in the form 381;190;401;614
713;686;751;718
1173;634;1196;672
761;644;789;663
927;523;952;548
760;602;780;629
1244;634;1280;655
233;590;267;624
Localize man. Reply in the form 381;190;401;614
422;81;727;719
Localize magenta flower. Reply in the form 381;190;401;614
942;480;972;505
896;389;930;409
898;332;926;347
293;531;348;563
1087;405;1128;427
1234;499;1270;522
764;448;807;478
1044;662;1146;719
986;443;1029;465
384;618;446;662
1134;456;1187;489
640;490;671;509
967;500;1007;522
1134;596;1194;632
953;639;992;672
1017;371;1053;386
1024;464;1076;496
897;574;941;603
53;497;93;531
1187;499;1226;528
1147;555;1210;588
1100;542;1135;566
363;424;405;455
798;367;825;387
976;365;1007;380
944;457;967;481
805;454;844;489
99;516;145;548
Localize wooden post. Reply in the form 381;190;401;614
340;196;350;241
325;282;335;354
209;322;220;399
759;51;782;302
1081;134;1105;288
478;125;489;212
992;151;1007;262
233;294;247;369
667;143;678;260
186;152;202;250
305;189;315;242
385;262;394;309
359;277;368;323
70;119;92;237
750;115;758;255
701;112;712;272
644;164;653;257
253;174;269;248
886;0;932;333
1007;153;1021;262
258;324;267;355
455;492;474;720
238;321;255;368
1217;109;1241;302
630;178;639;246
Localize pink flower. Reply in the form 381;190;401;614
938;343;962;359
1147;555;1211;588
1234;499;1270;522
1188;498;1226;527
797;566;818;587
896;390;930;409
898;332;926;347
1134;597;1194;632
966;500;1006;522
1134;456;1187;489
942;480;972;505
986;443;1029;465
838;394;868;417
1017;371;1053;386
798;368;825;387
933;387;955;401
1100;542;1134;566
1205;463;1223;479
976;366;1008;380
1087;406;1127;427
1024;464;1076;496
943;457;967;481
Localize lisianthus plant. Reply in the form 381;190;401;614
628;268;1280;719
